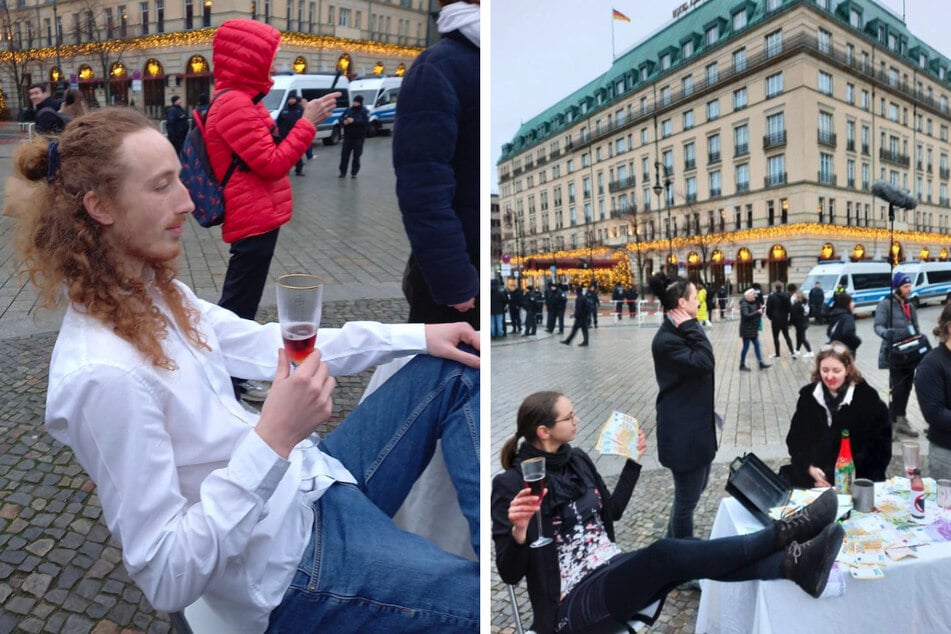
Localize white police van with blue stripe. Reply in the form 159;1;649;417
894;261;951;307
348;76;402;137
264;72;351;145
801;260;892;313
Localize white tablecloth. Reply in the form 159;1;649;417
695;496;951;634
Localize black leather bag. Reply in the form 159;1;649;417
726;453;791;526
890;333;931;369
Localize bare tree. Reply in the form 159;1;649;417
0;0;41;117
70;0;133;106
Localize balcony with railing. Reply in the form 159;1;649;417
764;172;787;188
684;158;697;171
709;188;721;198
862;143;870;156
735;143;750;157
818;171;837;186
608;177;636;193
880;148;911;168
817;131;837;148
708;151;721;165
941;197;950;207
736;182;750;193
942;167;951;180
847;177;856;188
763;131;787;150
846;140;855;152
686;192;698;203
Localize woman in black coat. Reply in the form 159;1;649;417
825;292;861;356
492;392;843;634
783;342;891;488
648;273;716;539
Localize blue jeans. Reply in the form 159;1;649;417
740;336;764;366
667;463;710;539
265;353;480;633
491;313;504;337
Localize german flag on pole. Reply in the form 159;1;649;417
613;8;631;22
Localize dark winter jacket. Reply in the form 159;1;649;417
808;286;826;317
393;30;479;308
826;308;862;355
785;380;891;487
490;283;507;315
275;100;304;139
915;344;951;452
651;318;717;471
205;19;316;244
874;293;922;370
33;96;65;135
739;296;762;339
341;104;369;138
492;447;641;634
572;291;590;320
165;104;189;149
765;291;791;326
790;301;810;330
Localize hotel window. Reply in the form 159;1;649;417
707;99;719;121
765;29;782;57
767;155;785;185
706;62;718;84
845;44;854;65
660;86;671;105
660;52;671;70
766;0;781;11
708;134;721;160
184;0;193;29
685;176;697;202
682;75;693;96
818;71;833;96
850;8;862;28
860;89;869;110
733;87;748;110
684;142;696;168
663;149;674;175
845;83;854;104
736;163;750;191
766;72;783;98
156;0;164;33
734;124;749;155
682;40;694;59
705;24;718;46
682;110;694;130
140;1;149;36
732;10;747;31
709;170;721;197
818;29;831;54
733;48;746;73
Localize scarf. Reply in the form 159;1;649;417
821;382;848;415
438;1;480;47
517;443;591;516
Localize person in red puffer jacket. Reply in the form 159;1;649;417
205;19;339;399
205;19;338;322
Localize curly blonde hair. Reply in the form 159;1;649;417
13;107;208;370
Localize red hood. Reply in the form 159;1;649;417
212;19;279;97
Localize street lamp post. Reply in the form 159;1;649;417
505;210;523;285
652;162;674;277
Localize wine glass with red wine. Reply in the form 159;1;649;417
521;456;552;548
276;274;323;367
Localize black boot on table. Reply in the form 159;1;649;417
783;522;844;598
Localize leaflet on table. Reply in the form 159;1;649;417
594;411;643;461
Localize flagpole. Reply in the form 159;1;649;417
612;14;616;60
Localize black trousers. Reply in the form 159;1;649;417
218;228;280;321
339;136;366;176
889;365;917;419
402;256;479;329
770;322;794;355
563;319;588;344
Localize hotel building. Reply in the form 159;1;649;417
497;0;951;292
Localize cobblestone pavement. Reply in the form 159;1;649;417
490;304;943;633
0;136;414;633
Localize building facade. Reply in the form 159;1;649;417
498;0;951;293
0;0;436;118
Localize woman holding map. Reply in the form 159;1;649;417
491;391;845;634
647;273;716;540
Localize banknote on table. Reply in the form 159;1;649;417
595;411;643;461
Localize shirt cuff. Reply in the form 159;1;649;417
231;429;290;500
390;323;427;354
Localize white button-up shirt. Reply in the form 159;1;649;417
44;281;427;632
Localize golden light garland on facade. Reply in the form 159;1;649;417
0;28;422;65
509;223;951;271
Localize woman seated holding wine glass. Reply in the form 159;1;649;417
491;391;845;634
781;342;891;489
13;108;480;633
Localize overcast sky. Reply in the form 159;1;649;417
490;0;951;192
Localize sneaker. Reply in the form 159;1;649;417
578;342;589;347
783;523;844;598
775;489;837;549
338;173;346;178
238;380;271;403
739;365;751;372
770;354;780;358
893;416;919;437
759;362;771;369
791;352;798;359
802;351;815;358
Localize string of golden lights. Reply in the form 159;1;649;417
508;222;951;265
0;28;422;65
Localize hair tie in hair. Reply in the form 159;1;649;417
46;141;61;184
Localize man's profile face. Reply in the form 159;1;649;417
28;87;47;107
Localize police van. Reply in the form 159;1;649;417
263;72;351;145
800;260;892;313
894;260;951;307
347;76;402;136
